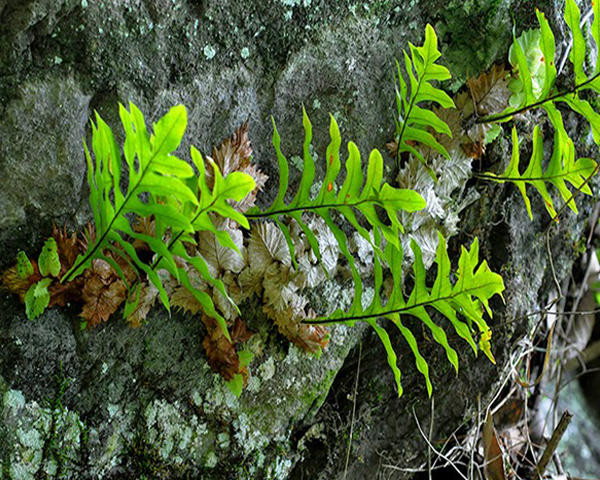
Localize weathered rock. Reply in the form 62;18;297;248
0;0;596;478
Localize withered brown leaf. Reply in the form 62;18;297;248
202;315;254;381
248;222;291;272
51;224;84;272
466;64;511;116
132;216;156;254
1;263;38;301
206;122;268;213
263;301;329;354
170;285;204;315
483;410;506;480
125;282;158;328
80;259;128;328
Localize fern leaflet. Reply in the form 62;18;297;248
477;1;600;219
394;24;455;177
479;126;596;219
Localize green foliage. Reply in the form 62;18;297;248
25;278;52;320
312;232;504;397
225;350;254;397
394;24;455;177
58;103;255;335
16;251;33;279
245;109;504;396
9;20;530;397
508;29;546;106
481;1;600;218
247;108;426;317
19;243;60;320
38;238;60;278
481;126;596;219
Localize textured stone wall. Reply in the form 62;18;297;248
0;0;593;478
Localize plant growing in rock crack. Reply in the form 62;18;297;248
3;0;599;397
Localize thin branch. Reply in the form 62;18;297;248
536;410;573;476
412;406;469;480
343;342;362;480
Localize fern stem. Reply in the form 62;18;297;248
476;71;600;124
126;197;220;296
474;166;596;182
303;281;501;325
395;68;425;167
246;197;384;218
63;161;154;282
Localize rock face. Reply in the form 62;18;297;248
0;0;595;478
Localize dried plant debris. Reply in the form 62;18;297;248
202;315;253;381
206;121;268;213
467;64;512;117
124;282;158;328
80;256;134;328
1;224;86;307
242;220;332;354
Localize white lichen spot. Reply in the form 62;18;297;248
106;403;119;419
233;413;268;453
246;376;261;393
204;45;216;60
241;47;250;59
267;456;294;478
191;390;203;407
280;0;311;5
205;451;218;468
259;357;276;381
159;438;174;459
217;432;230;448
289;155;303;170
312;98;321;110
43;459;58;476
81;0;88;7
16;427;42;449
4;389;25;413
101;362;108;375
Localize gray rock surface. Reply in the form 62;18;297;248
0;0;596;478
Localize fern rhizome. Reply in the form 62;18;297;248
3;0;600;398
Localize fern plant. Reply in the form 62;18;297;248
477;0;600;218
4;22;521;398
393;24;455;178
62;103;255;335
19;239;61;319
247;109;505;396
305;231;504;397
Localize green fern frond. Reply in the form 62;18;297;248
63;103;195;309
246;108;426;315
63;103;255;336
307;232;504;397
478;2;600;219
394;24;455;176
480;126;597;219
